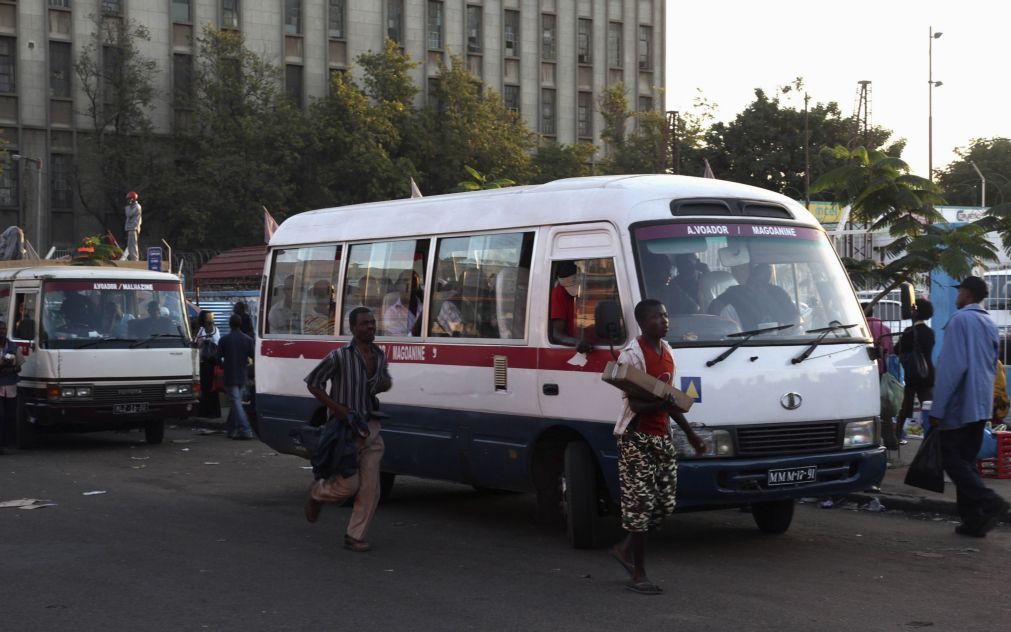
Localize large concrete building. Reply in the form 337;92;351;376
0;0;665;252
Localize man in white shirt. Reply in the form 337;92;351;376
382;270;423;336
268;275;296;334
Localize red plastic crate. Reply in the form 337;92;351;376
977;431;1011;479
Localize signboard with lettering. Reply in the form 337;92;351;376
147;247;162;272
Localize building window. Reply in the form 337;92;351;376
102;0;122;15
577;19;592;64
577;92;592;138
427;78;440;109
222;0;240;30
102;46;122;106
0;37;14;94
427;1;443;50
541;14;556;61
328;0;345;39
49;0;71;8
466;5;482;54
284;0;301;35
49;41;72;99
173;54;193;104
0;157;15;207
286;65;303;108
638;25;652;70
50;154;73;210
387;0;403;43
503;10;519;57
172;0;191;22
638;96;653;112
541;89;555;136
608;22;622;68
504;84;519;113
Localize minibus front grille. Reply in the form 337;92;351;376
91;385;165;403
736;423;841;456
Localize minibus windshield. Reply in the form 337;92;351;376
632;221;867;345
40;279;189;349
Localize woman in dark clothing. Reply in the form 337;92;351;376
195;310;222;419
233;301;255;337
895;299;935;444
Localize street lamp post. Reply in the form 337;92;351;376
928;27;943;182
12;154;43;252
969;160;986;208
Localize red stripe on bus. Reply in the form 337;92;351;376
258;339;614;372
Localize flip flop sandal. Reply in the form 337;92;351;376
625;581;663;595
344;536;372;552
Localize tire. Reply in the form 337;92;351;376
563;441;598;549
752;499;795;534
15;400;39;449
144;420;165;445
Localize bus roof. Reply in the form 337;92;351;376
270;175;819;247
0;264;182;283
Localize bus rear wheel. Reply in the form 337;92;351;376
751;499;795;534
563;441;598;549
15;400;39;449
144;420;165;445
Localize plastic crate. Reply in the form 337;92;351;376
977;431;1011;479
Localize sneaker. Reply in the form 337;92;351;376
232;433;254;440
955;523;986;538
899;439;908;445
976;500;1011;536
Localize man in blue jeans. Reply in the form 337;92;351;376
218;314;255;440
930;276;1010;537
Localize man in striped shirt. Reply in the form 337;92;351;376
303;306;392;552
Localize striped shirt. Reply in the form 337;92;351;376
304;342;391;418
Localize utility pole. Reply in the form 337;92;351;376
804;93;811;209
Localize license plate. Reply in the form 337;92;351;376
113;402;149;414
767;466;817;486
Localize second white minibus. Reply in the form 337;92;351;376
255;175;886;547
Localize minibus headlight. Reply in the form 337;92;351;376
843;420;875;448
675;427;734;458
177;384;192;395
60;387;76;398
165;384;179;395
75;387;92;398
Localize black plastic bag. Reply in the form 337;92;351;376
904;429;945;493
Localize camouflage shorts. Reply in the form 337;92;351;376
617;431;678;533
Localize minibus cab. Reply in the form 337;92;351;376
1;264;198;446
255;175;887;547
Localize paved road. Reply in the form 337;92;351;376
2;425;1009;632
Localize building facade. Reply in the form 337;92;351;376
0;0;665;252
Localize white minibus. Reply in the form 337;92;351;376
256;175;886;547
1;264;198;446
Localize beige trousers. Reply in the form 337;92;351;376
310;420;384;541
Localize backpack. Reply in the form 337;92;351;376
900;324;930;383
199;332;219;364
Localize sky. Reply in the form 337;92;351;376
664;0;1010;183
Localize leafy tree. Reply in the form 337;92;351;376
812;145;996;302
530;141;596;183
454;165;516;191
417;58;534;193
164;27;309;249
597;83;670;175
72;14;160;235
936;137;1011;208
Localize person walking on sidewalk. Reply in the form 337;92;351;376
194;310;222;420
609;299;705;595
217;314;255;440
302;306;392;552
929;276;1010;537
895;299;935;444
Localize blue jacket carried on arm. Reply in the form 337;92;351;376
290;410;370;480
931;303;999;430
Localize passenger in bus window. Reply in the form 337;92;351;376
268;275;296;334
641;251;700;316
382;270;423;336
672;253;709;306
13;298;35;340
708;263;798;330
432;280;464;336
549;261;592;353
303;280;336;335
101;302;133;337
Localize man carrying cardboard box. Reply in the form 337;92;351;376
609;298;705;595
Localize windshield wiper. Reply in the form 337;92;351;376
791;322;860;365
74;337;137;349
129;333;184;348
706;323;796;367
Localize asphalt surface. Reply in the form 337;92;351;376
2;425;1010;632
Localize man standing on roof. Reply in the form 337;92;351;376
123;191;142;261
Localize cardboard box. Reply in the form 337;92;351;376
601;360;694;413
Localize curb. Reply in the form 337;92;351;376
845;491;959;517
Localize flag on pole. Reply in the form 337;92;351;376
410;177;424;198
264;206;279;243
702;159;715;179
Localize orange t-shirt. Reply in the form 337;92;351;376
636;337;675;436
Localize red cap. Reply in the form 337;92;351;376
126;191;138;201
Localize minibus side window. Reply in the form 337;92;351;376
342;239;430;337
12;292;38;341
549;258;624;347
428;232;534;339
266;245;342;336
0;284;9;332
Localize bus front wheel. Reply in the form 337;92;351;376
751;499;795;534
563;441;598;549
144;420;165;445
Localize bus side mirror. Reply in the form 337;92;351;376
899;282;916;320
594;300;624;344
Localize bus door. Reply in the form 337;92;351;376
10;285;42;376
538;224;630;426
